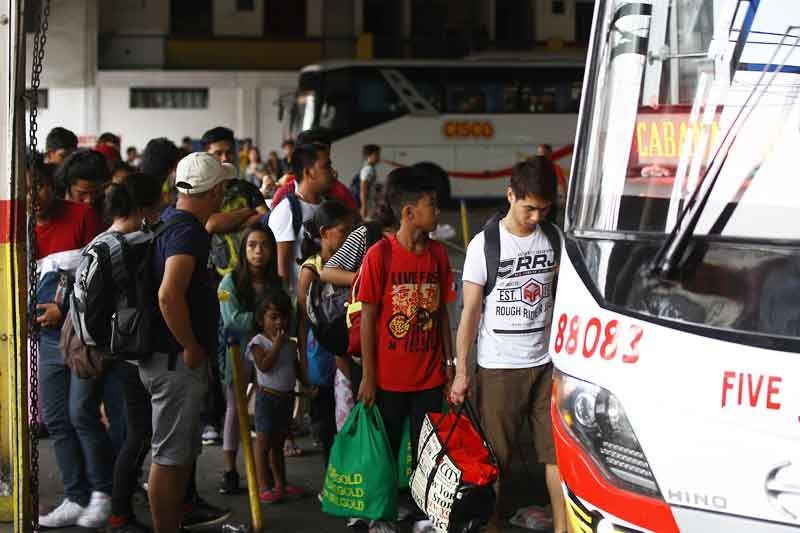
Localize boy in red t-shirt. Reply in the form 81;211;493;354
357;168;454;467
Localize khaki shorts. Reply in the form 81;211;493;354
138;353;208;467
477;363;556;470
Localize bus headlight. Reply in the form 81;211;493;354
554;371;661;498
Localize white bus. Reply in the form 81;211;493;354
551;0;800;531
280;58;584;201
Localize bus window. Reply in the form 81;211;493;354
319;69;352;134
397;68;444;111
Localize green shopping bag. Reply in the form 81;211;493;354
322;403;398;520
397;418;413;490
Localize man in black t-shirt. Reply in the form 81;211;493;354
139;152;232;533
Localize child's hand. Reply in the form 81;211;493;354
272;327;287;347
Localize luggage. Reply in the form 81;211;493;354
410;400;499;533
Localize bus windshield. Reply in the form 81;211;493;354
570;0;800;242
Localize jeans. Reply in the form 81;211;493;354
39;333;91;506
310;385;336;468
68;360;123;497
111;361;152;517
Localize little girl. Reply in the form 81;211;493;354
247;289;305;504
296;201;353;467
218;223;281;494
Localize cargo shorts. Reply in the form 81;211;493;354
138;352;208;467
476;362;556;470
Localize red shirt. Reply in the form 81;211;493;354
358;235;455;392
35;200;103;259
272;177;357;211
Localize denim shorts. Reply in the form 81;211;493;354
254;390;293;434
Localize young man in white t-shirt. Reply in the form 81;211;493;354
450;157;566;533
268;143;333;290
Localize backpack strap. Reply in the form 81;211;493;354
285;193;303;238
538;220;562;265
482;214;502;298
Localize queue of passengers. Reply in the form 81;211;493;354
32;124;567;533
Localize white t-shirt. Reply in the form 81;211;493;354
267;196;319;289
462;221;558;369
246;333;297;391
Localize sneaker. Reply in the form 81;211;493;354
201;425;220;445
412;519;435;533
181;497;231;530
218;470;240;495
347;517;369;528
76;491;111;528
259;488;284;504
39;498;85;528
368;521;398;533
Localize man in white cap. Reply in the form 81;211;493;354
138;152;233;533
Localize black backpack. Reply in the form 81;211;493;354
482;213;562;297
107;218;183;360
305;222;384;355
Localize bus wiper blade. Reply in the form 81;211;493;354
651;25;800;278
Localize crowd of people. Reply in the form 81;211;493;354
31;123;567;533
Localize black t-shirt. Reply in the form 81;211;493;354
152;207;218;355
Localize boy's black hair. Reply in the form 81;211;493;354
201;126;235;148
140;137;180;183
281;139;295;148
181;136;192;145
104;172;160;220
299;200;351;264
112;161;135;175
291;143;326;182
126;146;137;155
124;171;163;210
509;157;557;203
98;132;120;145
295;129;331;148
255;288;293;328
362;144;381;158
57;149;110;189
385;166;436;220
45;127;78;152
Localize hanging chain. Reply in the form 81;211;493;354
27;1;51;530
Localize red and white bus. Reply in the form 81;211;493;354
551;0;800;531
281;57;584;201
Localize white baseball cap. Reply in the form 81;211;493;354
175;152;237;195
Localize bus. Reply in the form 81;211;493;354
280;57;584;201
550;0;800;531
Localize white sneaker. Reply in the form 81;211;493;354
76;491;111;528
39;498;85;528
347;517;369;528
202;425;220;443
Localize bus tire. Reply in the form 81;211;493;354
413;162;452;208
